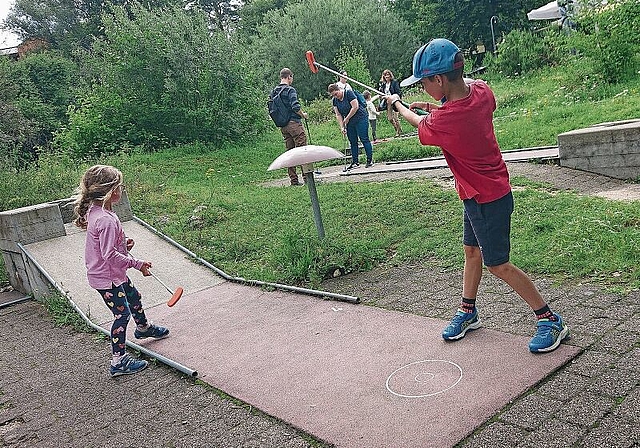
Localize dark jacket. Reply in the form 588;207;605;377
378;79;402;97
377;79;401;110
271;83;302;124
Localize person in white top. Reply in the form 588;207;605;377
363;90;381;142
336;70;353;91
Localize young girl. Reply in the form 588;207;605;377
363;90;381;142
74;165;169;377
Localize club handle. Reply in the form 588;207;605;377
394;100;429;116
149;270;174;294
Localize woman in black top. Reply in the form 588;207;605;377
378;69;403;137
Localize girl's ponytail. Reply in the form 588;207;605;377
73;165;123;229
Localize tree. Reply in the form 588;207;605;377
390;0;543;52
251;0;419;100
2;0;176;53
55;1;268;157
0;52;77;169
235;0;289;40
188;0;242;34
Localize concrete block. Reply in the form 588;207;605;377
49;190;133;225
0;203;65;252
558;119;640;179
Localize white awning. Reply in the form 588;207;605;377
527;1;562;20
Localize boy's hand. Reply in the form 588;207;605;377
140;261;152;276
387;94;400;104
126;238;135;251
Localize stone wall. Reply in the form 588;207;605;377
558;119;640;180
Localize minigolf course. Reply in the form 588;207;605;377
0;194;581;448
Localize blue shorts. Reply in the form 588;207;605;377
462;192;513;267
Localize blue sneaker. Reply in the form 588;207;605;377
134;323;169;340
529;314;569;353
442;309;482;340
110;353;148;377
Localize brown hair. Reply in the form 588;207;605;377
73;165;123;229
327;83;340;94
381;69;395;81
280;68;293;79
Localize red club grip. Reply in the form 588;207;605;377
306;51;318;73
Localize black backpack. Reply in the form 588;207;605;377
267;86;291;128
353;89;367;109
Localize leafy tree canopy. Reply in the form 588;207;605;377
252;0;419;100
2;0;178;53
390;0;544;52
55;1;267;157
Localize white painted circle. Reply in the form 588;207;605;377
386;359;463;398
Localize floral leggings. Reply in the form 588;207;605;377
96;277;148;357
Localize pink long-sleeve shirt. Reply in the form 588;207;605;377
84;204;143;289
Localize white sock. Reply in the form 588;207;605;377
111;354;123;366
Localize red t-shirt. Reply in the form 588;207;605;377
417;80;510;204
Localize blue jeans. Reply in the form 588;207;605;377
346;118;373;164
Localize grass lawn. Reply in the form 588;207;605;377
1;64;639;291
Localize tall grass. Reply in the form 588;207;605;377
1;63;639;290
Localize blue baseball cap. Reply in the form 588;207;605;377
400;39;463;87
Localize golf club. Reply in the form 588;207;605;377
305;50;428;116
149;270;184;307
303;119;322;174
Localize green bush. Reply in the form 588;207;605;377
571;0;640;83
333;45;375;92
492;29;555;76
0;52;77;170
55;1;269;158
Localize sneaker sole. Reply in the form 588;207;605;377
443;318;482;341
134;333;170;340
530;325;570;353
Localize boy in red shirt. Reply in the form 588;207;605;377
386;38;569;353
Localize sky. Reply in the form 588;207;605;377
0;0;20;48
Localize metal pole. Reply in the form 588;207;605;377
132;217;360;303
314;61;385;96
304;171;325;239
490;16;498;54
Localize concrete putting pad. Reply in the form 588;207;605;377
133;282;581;448
25;220;225;325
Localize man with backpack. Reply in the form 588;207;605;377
268;68;308;186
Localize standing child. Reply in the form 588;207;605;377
74;165;170;376
387;39;569;353
363;90;381;142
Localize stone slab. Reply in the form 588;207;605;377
0;290;30;307
131;281;581;448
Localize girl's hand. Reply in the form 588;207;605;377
126;238;135;251
140;261;152;276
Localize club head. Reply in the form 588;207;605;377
167;287;184;307
306;51;318;73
